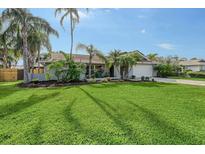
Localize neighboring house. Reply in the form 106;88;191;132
179;59;205;72
38;51;157;80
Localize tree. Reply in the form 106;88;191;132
147;53;158;61
1;9;58;83
55;8;80;59
0;22;14;68
154;55;182;77
48;51;85;82
118;51;141;79
107;49;121;75
76;43;106;78
27;30;53;74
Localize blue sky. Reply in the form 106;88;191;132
1;8;205;59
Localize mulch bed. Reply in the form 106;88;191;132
17;79;153;88
17;80;94;88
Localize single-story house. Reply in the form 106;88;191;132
37;51;157;80
179;59;205;72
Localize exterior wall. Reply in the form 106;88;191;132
114;66;121;78
200;65;205;71
131;64;154;78
114;64;155;78
185;66;201;72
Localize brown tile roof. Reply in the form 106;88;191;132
43;51;156;65
47;53;105;64
179;59;205;66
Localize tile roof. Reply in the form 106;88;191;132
42;51;156;65
47;53;105;64
179;59;205;66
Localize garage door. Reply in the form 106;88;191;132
132;64;153;78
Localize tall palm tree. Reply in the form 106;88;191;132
27;30;52;74
76;43;106;78
147;53;158;61
1;9;58;83
0;24;14;68
55;8;80;59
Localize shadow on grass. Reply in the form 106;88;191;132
29;118;44;145
64;98;82;131
31;118;43;145
88;83;120;89
0;83;22;99
79;87;144;144
0;92;60;119
129;82;165;88
125;99;202;144
64;98;105;144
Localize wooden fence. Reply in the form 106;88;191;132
0;69;24;82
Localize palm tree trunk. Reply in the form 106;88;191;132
22;26;30;83
89;56;92;78
2;48;8;68
37;50;40;81
70;14;73;59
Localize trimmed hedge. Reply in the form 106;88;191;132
188;71;205;78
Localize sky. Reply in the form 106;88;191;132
1;8;205;59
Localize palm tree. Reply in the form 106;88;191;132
0;23;16;68
108;49;121;75
55;8;80;59
147;53;158;61
27;30;52;74
119;52;141;79
76;43;106;78
1;9;58;83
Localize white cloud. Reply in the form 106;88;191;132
157;43;175;50
140;29;146;34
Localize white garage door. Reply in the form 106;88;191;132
132;64;153;78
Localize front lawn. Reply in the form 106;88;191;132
1;82;205;144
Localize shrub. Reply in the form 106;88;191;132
47;60;85;82
45;72;51;81
131;75;136;79
145;76;150;81
141;76;145;81
103;72;110;77
154;64;174;77
62;60;85;82
47;61;64;81
188;71;205;78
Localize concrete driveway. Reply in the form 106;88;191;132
154;77;205;86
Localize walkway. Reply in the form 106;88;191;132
154;77;205;86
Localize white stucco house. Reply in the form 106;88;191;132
179;59;205;72
114;61;157;79
37;51;157;81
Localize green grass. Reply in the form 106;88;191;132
1;81;205;144
169;76;205;81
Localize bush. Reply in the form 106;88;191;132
45;73;51;81
145;76;150;81
141;76;145;81
47;60;85;82
154;64;177;77
188;71;205;78
131;75;136;79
